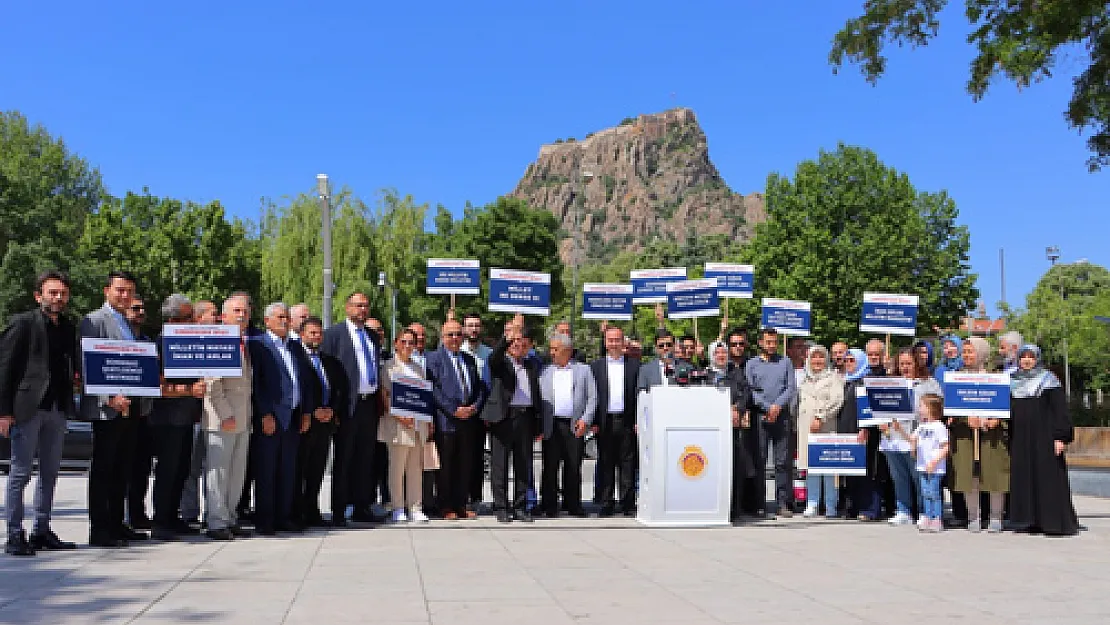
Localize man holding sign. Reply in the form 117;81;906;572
744;327;797;518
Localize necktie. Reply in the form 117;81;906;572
311;354;330;405
455;354;470;399
116;310;134;340
357;328;378;388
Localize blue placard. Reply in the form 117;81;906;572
860;293;919;336
426;259;481;295
703;263;754;299
81;338;162;397
488;268;551;315
854;386;883;427
162;324;242;378
862;377;915;421
630;268;687;304
582;284;633;321
807;434;867;476
760;298;811;336
391;376;434;422
943;372;1011;418
666;278;720;319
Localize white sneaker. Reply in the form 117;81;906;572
888;512;912;526
917;517;928;531
802;506;817;518
390;509;409;523
409;509;430;523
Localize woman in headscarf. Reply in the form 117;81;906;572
704;341;755;523
932;335;964;383
885;347;942;526
947;336;1010;533
1009;345;1078;536
797;345;845;518
838;349;881;520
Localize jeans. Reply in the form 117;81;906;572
919;471;943;519
5;409;66;539
805;474;837;515
882;450;918;517
755;415;794;513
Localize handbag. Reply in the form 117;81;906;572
423;439;441;470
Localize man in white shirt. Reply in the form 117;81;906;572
590;326;641;516
538;332;597;517
461;312;494;508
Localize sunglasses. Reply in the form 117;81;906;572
130;306;145;312
656;342;673;348
729;342;746;347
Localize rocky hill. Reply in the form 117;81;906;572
510;108;764;264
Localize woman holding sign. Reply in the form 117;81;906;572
379;328;432;524
797;345;845;518
886;349;941;526
1009;345;1078;536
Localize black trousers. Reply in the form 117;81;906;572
150;423;193;528
488;409;534;513
89;417;138;537
127;417;153;523
332;396;380;517
237;444;254;514
753;414;794;512
596;413;636;511
254;422;300;530
730;427;757;518
541;419;584;513
469;421;488;504
295;421;334;522
436;420;475;515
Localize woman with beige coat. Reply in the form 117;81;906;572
797;345;845;518
379;328;433;523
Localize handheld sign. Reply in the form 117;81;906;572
488;268;551;315
582;283;633;321
162;324;242;378
807;434;867;476
703;263;754;299
943;372;1011;419
666;278;720;319
855;386;883;427
862;377;915;423
630;267;686;304
390;376;434;422
860;293;919;336
760;298;811;336
81;338;161;397
426;259;481;295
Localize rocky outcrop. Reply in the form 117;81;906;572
511;108;764;263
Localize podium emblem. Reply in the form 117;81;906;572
678;445;708;478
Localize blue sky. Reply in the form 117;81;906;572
2;1;1106;315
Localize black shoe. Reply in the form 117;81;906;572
129;515;153;530
598;505;616;518
229;525;253;538
303;513;327;528
256;525;276;536
567;508;588;518
5;531;36;557
89;533;127;548
515;510;535;523
544;509;560;519
171;521;197;536
496;511;513;523
352;508;386;523
330;516;348;528
118;526;149;541
621;507;638;517
275;522;303;533
29;529;76;551
236;508;255;523
151;527;179;541
205;528;233;541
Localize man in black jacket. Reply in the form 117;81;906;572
0;270;80;556
480;315;541;523
295;316;348;528
590;325;642;517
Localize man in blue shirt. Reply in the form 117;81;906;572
744;327;797;518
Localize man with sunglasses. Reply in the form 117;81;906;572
636;331;677;392
125;296;157;532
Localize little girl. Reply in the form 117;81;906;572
912;394;950;533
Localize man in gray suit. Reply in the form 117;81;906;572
81;271;148;548
538;332;597;518
636;330;677;392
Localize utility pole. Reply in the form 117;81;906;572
318;174;333;327
1046;246;1071;399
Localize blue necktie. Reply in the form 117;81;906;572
116;310;134;340
311;354;330;405
357;328;378;388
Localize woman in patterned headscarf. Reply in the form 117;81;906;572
1008;345;1078;536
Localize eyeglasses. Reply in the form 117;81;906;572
130;306;145;312
444;332;462;338
729;342;746;347
656;342;673;348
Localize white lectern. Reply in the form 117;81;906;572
636;386;733;527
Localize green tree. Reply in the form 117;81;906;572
0;111;103;319
745;144;978;346
1006;261;1110;391
829;1;1110;171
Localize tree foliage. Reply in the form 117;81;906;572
829;0;1110;171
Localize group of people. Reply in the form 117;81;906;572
1;270;1082;557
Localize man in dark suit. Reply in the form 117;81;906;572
636;330;676;392
294;316;347;528
426;318;487;520
1;270;80;556
81;270;148;547
248;302;315;535
321;291;385;525
590;325;642;517
480;315;540;523
125;295;156;531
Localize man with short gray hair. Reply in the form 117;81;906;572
999;331;1023;374
289;303;311;342
538;332;597;518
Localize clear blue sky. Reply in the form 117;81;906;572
3;2;1106;315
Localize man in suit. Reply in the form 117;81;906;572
321;291;385;525
426;319;487;520
590;325;641;517
480;314;540;523
539;331;597;518
81;270;149;547
0;270;80;556
295;316;347;528
248;303;315;535
461;311;493;509
125;295;156;530
636;330;676;392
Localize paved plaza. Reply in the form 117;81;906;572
2;466;1110;625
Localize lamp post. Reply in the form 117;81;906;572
1046;246;1071;399
571;170;594;336
379;271;397;345
317;174;333;328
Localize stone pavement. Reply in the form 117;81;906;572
2;470;1110;625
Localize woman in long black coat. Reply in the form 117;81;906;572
1009;344;1079;536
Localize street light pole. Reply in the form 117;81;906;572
1046;246;1071;399
378;271;397;345
317;174;333;328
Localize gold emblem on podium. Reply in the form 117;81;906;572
678;445;708;478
